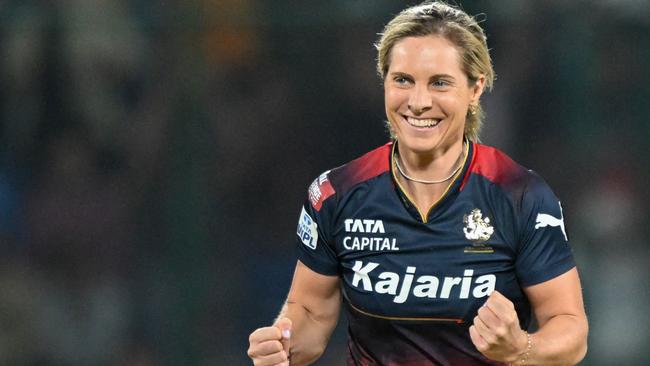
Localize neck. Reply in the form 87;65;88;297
396;140;466;183
391;139;468;221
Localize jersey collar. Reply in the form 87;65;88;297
390;139;474;223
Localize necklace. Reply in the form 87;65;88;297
394;143;467;184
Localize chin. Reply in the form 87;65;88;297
397;137;443;154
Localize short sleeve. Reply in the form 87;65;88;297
295;171;339;276
515;174;575;287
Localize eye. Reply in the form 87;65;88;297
432;79;450;88
393;76;412;86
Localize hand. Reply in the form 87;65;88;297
469;291;528;364
247;317;292;366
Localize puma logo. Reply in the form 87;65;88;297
534;202;568;241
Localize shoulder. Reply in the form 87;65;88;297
467;144;528;186
466;143;559;211
465;143;548;193
307;142;392;211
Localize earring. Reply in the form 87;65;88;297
469;104;477;115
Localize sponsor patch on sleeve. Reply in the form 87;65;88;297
308;170;335;211
297;206;318;249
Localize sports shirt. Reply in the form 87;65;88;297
295;141;575;366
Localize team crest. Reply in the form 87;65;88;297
463;209;494;242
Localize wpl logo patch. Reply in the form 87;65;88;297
297;206;318;249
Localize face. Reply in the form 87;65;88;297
384;35;485;155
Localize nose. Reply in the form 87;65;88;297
408;85;432;115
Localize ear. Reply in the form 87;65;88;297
470;74;486;104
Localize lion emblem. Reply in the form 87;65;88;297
463;209;494;242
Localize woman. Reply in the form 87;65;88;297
248;2;588;365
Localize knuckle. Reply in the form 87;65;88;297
273;341;283;352
511;311;519;322
249;327;267;342
483;332;496;344
477;307;486;317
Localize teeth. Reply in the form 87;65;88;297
406;117;441;127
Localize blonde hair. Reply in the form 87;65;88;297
376;1;494;141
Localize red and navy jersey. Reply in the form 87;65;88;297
295;141;575;366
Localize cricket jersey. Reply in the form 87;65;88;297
295;141;575;366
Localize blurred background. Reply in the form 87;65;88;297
0;0;648;365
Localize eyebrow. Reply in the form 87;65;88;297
388;71;457;82
429;74;456;81
389;71;412;79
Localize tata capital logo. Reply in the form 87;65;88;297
344;219;385;233
343;219;399;252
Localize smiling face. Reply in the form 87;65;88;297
384;35;485;156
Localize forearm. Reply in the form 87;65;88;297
524;314;588;366
276;299;339;366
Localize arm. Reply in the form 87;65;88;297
470;267;588;365
248;260;341;366
521;267;588;365
281;260;342;365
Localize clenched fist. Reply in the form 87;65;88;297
248;317;292;366
469;291;529;364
